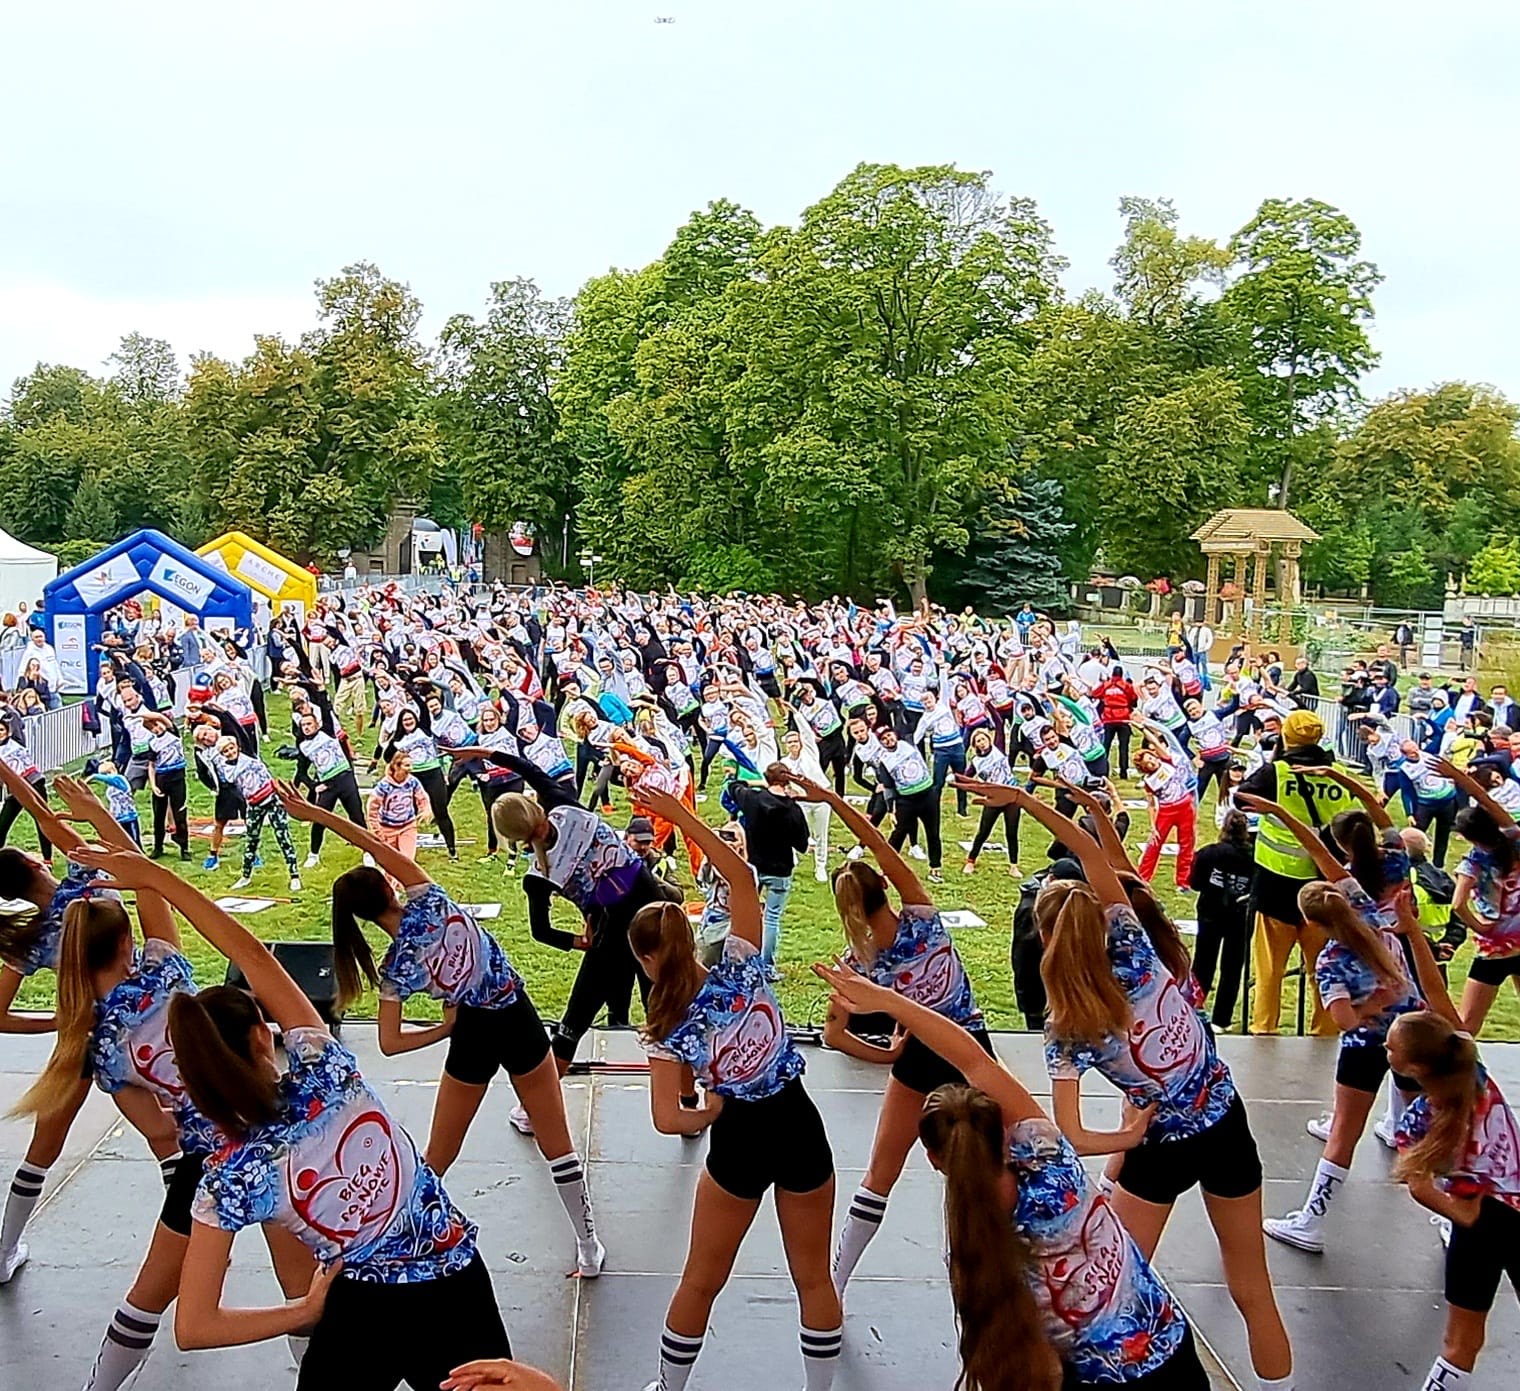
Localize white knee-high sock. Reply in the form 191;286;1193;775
1303;1158;1349;1223
548;1151;598;1245
1423;1357;1471;1390
286;1335;310;1366
158;1153;182;1190
1384;1076;1411;1129
2;1163;47;1254
832;1186;888;1291
1257;1374;1295;1391
801;1323;843;1391
655;1326;705;1391
82;1300;161;1391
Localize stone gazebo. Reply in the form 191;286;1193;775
1191;508;1319;644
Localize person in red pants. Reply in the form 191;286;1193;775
1134;716;1197;889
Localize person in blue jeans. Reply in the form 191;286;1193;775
726;762;810;973
914;688;968;816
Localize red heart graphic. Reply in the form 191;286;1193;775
712;998;781;1084
1128;976;1203;1085
287;1108;409;1249
1045;1195;1126;1328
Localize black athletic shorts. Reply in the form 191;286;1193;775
298;1252;511;1391
1118;1094;1263;1205
891;1025;995;1095
444;994;552;1086
1335;1042;1421;1096
706;1077;833;1201
214;786;245;825
1467;951;1520;987
1446;1196;1520;1312
1061;1325;1208;1390
160;1151;208;1237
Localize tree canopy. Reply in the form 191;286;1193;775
2;164;1516;603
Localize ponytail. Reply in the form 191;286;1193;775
831;861;888;965
1391;1012;1482;1188
1454;806;1516;875
1037;879;1131;1046
330;867;387;1011
919;1086;1062;1391
13;899;132;1119
1297;882;1405;989
1331;810;1385;899
169;987;279;1137
1121;878;1193;984
629;902;705;1042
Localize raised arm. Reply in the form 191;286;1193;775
1234;793;1347;881
477;751;579;810
781;772;929;906
639;787;761;949
65;848;321;1034
1389;883;1463;1028
1431;756;1516;831
1040;775;1136;875
274;780;428;889
959;779;1128;904
1319;766;1394;830
0;761;85;854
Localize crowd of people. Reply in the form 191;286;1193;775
0;579;1515;1391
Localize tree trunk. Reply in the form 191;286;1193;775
906;570;929;611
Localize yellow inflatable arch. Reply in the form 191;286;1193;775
195;532;317;620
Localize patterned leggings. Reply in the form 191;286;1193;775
243;799;298;877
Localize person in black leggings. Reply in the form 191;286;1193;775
485;753;681;1075
382;707;457;859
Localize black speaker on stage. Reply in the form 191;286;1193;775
224;942;342;1033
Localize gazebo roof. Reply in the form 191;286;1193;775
1191;508;1319;551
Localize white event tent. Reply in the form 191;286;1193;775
0;528;56;615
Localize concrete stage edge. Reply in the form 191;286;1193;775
2;1031;1516;1390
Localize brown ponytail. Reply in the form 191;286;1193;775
919;1086;1061;1391
330;867;387;1011
169;987;279;1137
629;902;705;1042
1297;882;1405;990
13;899;132;1118
1331;809;1386;899
1036;879;1132;1046
1121;877;1193;984
831;861;888;965
1391;1012;1482;1188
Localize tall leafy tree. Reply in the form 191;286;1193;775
1221;198;1381;506
955;474;1073;612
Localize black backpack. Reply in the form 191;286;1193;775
1413;859;1455;906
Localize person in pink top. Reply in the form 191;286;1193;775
366;751;430;886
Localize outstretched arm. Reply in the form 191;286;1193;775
65;848;321;1035
640;787;761;949
958;779;1127;904
780;771;929;906
1319;766;1394;830
1234;794;1347;881
274;780;428;889
0;761;83;854
1431;756;1516;831
1041;776;1136;875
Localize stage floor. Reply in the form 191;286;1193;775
1;1030;1516;1390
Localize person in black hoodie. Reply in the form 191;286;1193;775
727;763;810;974
1188;810;1256;1029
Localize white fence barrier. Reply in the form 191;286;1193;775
1299;693;1420;766
21;702;108;774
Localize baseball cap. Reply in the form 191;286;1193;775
626;816;655;845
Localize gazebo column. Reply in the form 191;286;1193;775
1204;552;1221;626
1278;541;1302;643
1249;543;1270;645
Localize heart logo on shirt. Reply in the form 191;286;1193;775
428;912;479;997
1128;976;1204;1085
894;940;958;1009
131;1010;185;1098
1046;1195;1126;1327
712;998;782;1083
288;1108;407;1249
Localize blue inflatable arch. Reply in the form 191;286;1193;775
44;528;255;692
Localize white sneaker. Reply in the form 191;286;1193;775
1432;1214;1452;1248
1305;1114;1331;1143
908;845;927;861
303;853;320;869
846;845;865;861
1373;1115;1398;1149
289;877;302;893
0;1241;28;1285
962;860;976;875
814;868;827;883
577;1237;606;1278
230;876;252;891
508;1105;534;1136
1263;1210;1325;1254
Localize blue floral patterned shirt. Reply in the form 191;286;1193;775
379;884;522;1010
193;1028;477;1283
643;936;805;1100
89;940;219;1155
1045;905;1235;1141
1008;1117;1188;1383
1315;877;1423;1048
847;905;982;1027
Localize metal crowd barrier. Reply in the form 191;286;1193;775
21;702;108;774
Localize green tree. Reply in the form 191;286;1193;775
64;474;118;541
1221;198;1382;506
1110;197;1229;329
957;474;1073;612
1467;537;1520;597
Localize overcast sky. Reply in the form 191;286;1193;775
3;0;1515;401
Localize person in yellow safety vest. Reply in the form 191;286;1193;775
1399;825;1465;978
1238;707;1342;1036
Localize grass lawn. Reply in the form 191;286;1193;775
13;693;1520;1045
